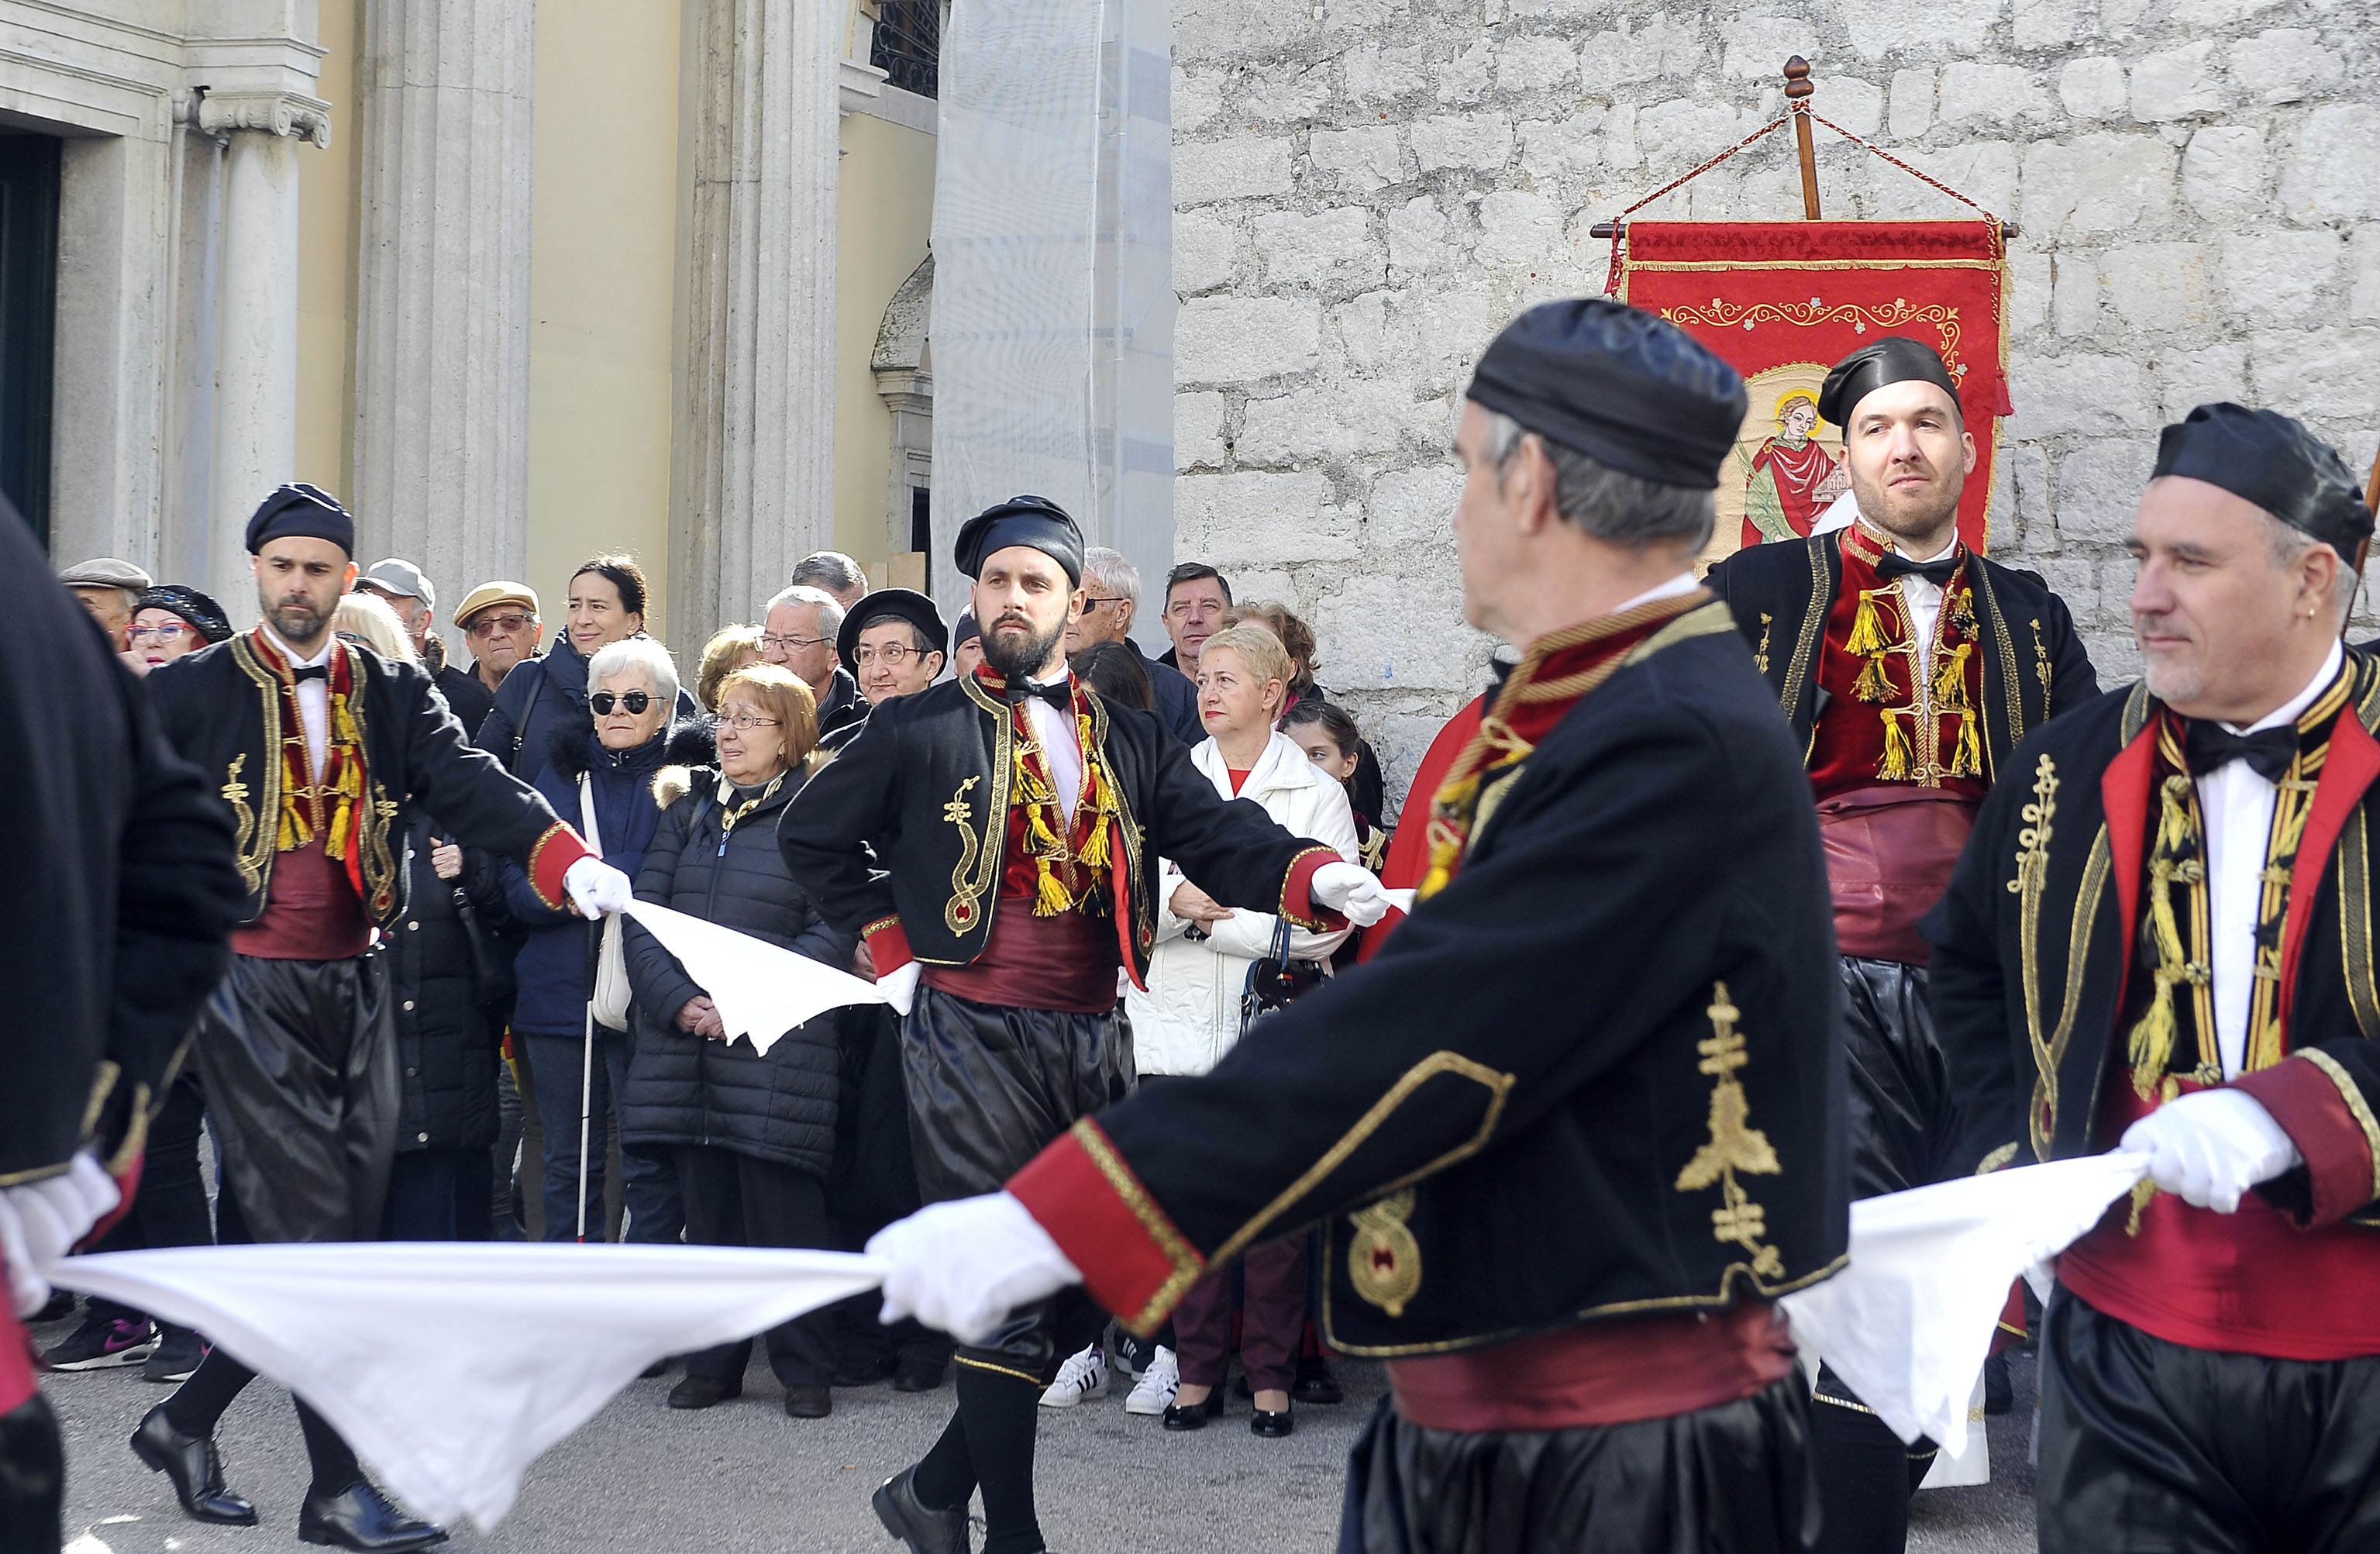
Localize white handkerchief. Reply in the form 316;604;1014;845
1382;888;1417;913
54;1242;882;1530
1778;1152;2150;1456
624;900;887;1054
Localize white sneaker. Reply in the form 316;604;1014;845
1124;1346;1180;1416
1039;1344;1107;1408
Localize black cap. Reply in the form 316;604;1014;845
1464;298;1748;489
244;484;355;557
133;584;233;645
953;495;1085;586
2153;403;2372;556
952;609;981;647
1818;336;1964;429
838;587;949;669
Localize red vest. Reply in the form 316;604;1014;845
231;833;371;960
1806;524;1989;804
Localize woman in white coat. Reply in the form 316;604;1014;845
1133;623;1357;1436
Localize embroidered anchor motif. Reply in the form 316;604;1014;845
1675;983;1785;1280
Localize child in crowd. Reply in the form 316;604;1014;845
1283;700;1389;873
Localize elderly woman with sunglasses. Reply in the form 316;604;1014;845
500;636;711;1246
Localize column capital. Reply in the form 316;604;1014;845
197;90;332;148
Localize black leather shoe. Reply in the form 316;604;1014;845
130;1404;257;1526
1251;1404;1295;1438
1162;1390;1225;1432
835;1349;898;1387
666;1375;740;1410
298;1479;446;1550
1982;1351;2013;1415
872;1466;971;1554
784;1384;832;1418
892;1355;947;1394
1293;1355;1345;1405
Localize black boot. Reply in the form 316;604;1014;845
0;1394;65;1554
298;1479;447;1551
873;1465;971;1554
129;1403;258;1525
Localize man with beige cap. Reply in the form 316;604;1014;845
449;581;542;738
57;557;153;646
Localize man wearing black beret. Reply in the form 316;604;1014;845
838;587;948;710
1931;404;2380;1554
1703;338;2099;1550
781;494;1386;1554
857;299;1850;1552
133;484;635;1550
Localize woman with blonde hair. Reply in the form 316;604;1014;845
333;590;417;663
694;625;765;712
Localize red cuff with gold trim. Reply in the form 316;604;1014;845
2234;1054;2380;1227
527;822;595;911
1007;1119;1205;1337
863;917;914;976
1280;846;1347;932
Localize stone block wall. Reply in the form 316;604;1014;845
1169;0;2380;807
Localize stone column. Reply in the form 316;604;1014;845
670;0;842;646
200;92;328;612
350;0;537;589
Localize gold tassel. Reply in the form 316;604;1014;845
2127;983;2178;1101
2124;1177;2157;1236
1877;711;1913;780
1033;856;1072;916
1853;652;1896;704
1933;643;1971;710
1844;590;1889;656
1077;800;1112;870
1949;710;1983;777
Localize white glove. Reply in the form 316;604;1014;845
875;959;922;1018
2120;1087;2302;1214
0;1153;122;1319
866;1191;1083;1345
563;856;634;920
1311;860;1389;928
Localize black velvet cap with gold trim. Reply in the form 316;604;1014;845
1465;297;1748;490
2153;402;2372;557
1817;336;1962;428
953;495;1085;586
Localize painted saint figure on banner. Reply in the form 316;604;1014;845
1741;391;1848;547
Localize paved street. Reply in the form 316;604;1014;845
39;1304;2037;1554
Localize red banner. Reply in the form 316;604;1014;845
1613;221;2011;561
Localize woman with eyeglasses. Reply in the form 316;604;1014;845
124;585;232;670
619;663;856;1420
500;637;710;1247
474;554;700;784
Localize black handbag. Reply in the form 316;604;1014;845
451;875;516;1005
1238;918;1327;1039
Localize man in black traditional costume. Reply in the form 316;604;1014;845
778;496;1388;1554
862;299;1851;1554
131;484;633;1552
1703;337;2097;1547
1930;405;2380;1554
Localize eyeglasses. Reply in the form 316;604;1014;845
852;643;931;667
128;622;193;645
718;713;783;731
1082;596;1125;610
589;691;653;715
466;612;537;638
760;632;832;652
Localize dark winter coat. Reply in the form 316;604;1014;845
387;815;508;1153
474;636;702;784
501;718;715;1038
621;764;855;1179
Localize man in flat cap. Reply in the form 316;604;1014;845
780;494;1387;1554
1704;336;2098;1550
859;299;1848;1552
1931;404;2380;1554
57;556;153;646
133;484;634;1551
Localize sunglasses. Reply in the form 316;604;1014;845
590;691;653;715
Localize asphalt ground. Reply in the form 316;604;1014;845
36;1305;2037;1553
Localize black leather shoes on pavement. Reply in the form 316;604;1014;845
1251;1404;1295;1438
872;1466;970;1554
666;1375;740;1410
298;1479;446;1550
129;1404;257;1526
1162;1390;1225;1432
784;1384;832;1418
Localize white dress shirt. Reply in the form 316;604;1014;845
1021;670;1083;819
2197;639;2344;1077
1614;570;1703;615
263;624;336;780
1889;532;1958;682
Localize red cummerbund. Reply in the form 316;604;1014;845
1386;1300;1798;1433
232;836;370;961
921;904;1121;1015
1815;786;1978;967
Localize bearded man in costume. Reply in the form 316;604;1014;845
862;299;1850;1554
133;485;632;1552
779;496;1388;1554
1930;405;2380;1554
1703;336;2098;1549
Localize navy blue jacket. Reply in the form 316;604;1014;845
475;636;702;784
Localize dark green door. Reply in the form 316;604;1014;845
0;133;58;543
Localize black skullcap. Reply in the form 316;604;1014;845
2153;403;2372;556
838;587;949;669
1818;337;1963;429
953;609;980;646
244;483;355;557
133;585;233;645
1465;298;1748;489
953;495;1085;586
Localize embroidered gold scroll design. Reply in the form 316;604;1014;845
1348;1189;1423;1318
1655;298;1965;381
1674;983;1785;1280
943;775;984;934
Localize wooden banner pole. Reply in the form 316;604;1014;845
1786;57;1820;220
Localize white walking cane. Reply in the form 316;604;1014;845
577;915;598;1244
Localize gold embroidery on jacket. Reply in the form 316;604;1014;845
222;754;260;893
1754;612;1773;676
2031;617;2052;700
1348;1190;1423;1318
2010;753;2059;1088
1674;984;1784;1280
943;776;983;933
2341;808;2380;1039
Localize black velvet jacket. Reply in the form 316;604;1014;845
1705;529;2099;774
151;632;580;931
779;670;1339;981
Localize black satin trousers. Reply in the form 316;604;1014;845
1338;1379;1821;1554
195;954;397;1244
2039;1292;2380;1553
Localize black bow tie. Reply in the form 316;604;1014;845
290;663;329;683
1874;550;1962;587
2183;721;2299;782
1007;678;1072;712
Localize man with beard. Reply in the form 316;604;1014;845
136;484;633;1552
1703;336;2097;1551
1929;405;2380;1553
780;495;1387;1554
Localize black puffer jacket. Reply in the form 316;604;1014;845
620;765;856;1178
387;814;509;1153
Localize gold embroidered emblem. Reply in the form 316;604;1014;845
1348;1188;1422;1318
1754;612;1773;675
944;776;983;932
2031;618;2052;699
1674;984;1785;1280
220;754;259;891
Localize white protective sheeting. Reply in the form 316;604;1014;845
52;1243;882;1530
621;901;885;1054
1779;1152;2151;1456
